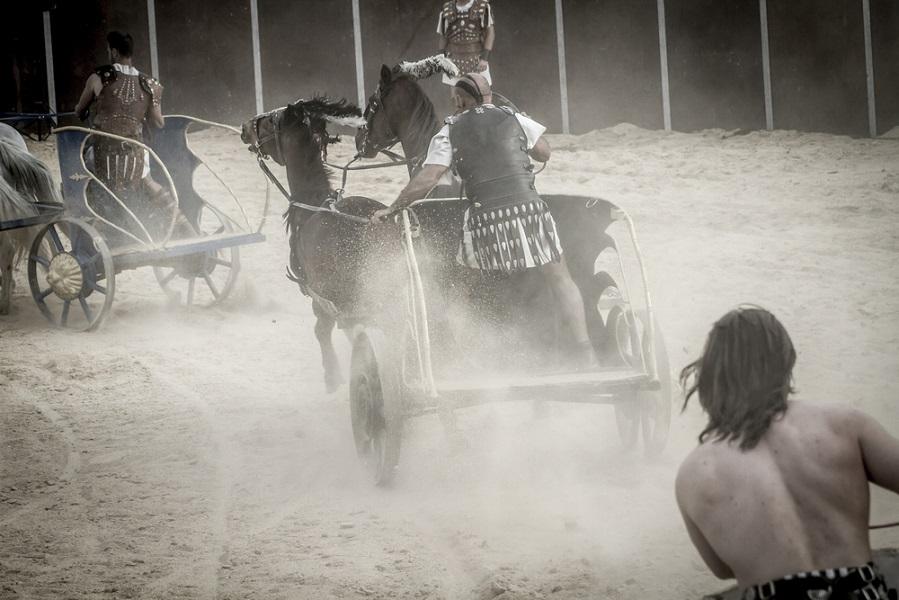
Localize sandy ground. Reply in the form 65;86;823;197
1;122;898;599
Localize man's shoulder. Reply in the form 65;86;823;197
94;64;117;84
678;438;743;483
782;400;864;428
473;0;491;14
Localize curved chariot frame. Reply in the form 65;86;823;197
23;116;268;330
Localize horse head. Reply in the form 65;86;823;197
356;55;459;160
241;97;365;166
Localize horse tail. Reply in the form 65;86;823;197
0;140;61;224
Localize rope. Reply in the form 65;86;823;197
870;521;899;530
254;154;373;225
0;112;76;121
288;199;369;224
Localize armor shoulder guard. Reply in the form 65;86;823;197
139;74;163;106
94;65;117;86
473;0;489;18
442;1;454;16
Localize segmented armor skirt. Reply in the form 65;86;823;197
459;200;563;272
92;137;145;193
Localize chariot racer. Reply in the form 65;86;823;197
437;0;494;85
75;31;164;195
371;73;597;368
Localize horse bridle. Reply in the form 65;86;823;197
361;84;401;156
249;104;336;164
248;107;286;161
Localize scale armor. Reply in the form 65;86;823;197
91;65;162;192
442;0;490;75
449;105;561;272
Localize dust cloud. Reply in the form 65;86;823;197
2;100;899;600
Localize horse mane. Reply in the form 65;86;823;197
396;55;460;81
299;96;366;129
0;140;60;223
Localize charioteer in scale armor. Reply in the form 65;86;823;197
437;0;494;85
75;31;164;195
372;73;597;368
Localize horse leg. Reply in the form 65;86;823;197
312;300;344;393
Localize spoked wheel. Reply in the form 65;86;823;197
349;330;404;486
607;307;672;456
27;218;115;331
153;204;240;308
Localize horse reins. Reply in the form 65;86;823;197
248;111;371;225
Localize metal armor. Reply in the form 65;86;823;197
448;105;539;211
91;65;162;192
442;0;490;75
93;65;160;139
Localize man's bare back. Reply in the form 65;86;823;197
678;396;899;588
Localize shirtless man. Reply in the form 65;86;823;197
676;306;899;598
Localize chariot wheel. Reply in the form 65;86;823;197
349;330;404;486
607;307;672;456
27;218;116;331
153;204;240;308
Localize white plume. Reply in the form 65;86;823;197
397;55;460;81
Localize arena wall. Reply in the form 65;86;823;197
872;1;899;134
3;0;898;136
562;0;664;133
768;0;869;136
665;0;766;132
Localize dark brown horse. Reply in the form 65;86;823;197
241;97;405;392
355;59;619;363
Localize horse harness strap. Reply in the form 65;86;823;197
255;156;291;200
252;108;284;161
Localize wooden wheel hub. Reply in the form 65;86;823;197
46;252;84;300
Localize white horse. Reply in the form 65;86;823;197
0;123;61;314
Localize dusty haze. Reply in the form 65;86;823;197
1;122;898;599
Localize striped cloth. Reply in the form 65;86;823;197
456;200;562;272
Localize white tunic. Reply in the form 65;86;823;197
423;107;546;187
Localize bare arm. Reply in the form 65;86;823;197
372;164;449;221
438;34;448;53
145;80;165;129
482;25;495;52
148;103;164;129
676;465;735;580
74;73;101;118
529;136;551;163
394;164;449;211
856;409;899;494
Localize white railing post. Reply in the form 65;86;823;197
759;0;774;130
147;0;160;80
656;0;671;131
352;0;365;108
554;0;570;134
862;0;877;137
43;11;57;114
250;0;264;113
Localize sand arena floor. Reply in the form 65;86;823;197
1;124;898;599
